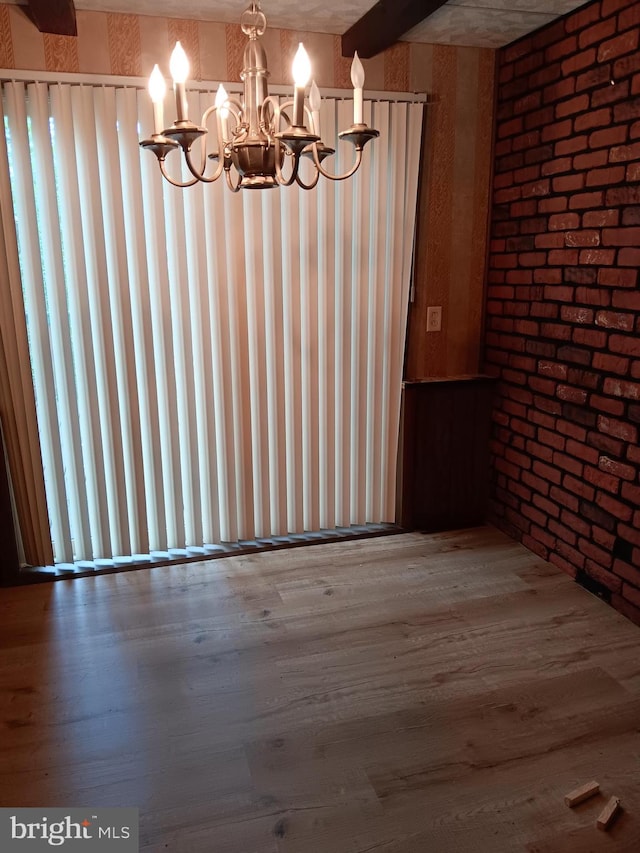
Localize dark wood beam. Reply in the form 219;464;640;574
26;0;77;36
342;0;448;59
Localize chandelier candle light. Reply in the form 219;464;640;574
139;1;379;191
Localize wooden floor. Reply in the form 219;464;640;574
1;526;640;852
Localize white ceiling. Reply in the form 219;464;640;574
12;0;590;48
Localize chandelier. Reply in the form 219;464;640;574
139;2;379;191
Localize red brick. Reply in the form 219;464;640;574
579;248;615;264
514;164;542;184
603;377;640;398
521;470;551;495
546;35;578;62
565;230;600;246
616;96;640;120
576;65;615;93
533;269;563;284
528;376;558;396
598;413;638;441
602;0;638;16
505;270;534;285
573;331;606;352
605;186;640;205
611;593;640;627
598;268;637;287
549;486;579;512
613;557;640;587
622;207;640;226
557;385;588;404
592;78;630;107
619;247;640;266
593;526;616;551
526;106;556;130
537;360;567;379
563;473;595;500
598;494;633;523
567;367;599;389
619;3;640;29
519;252;547;266
542;119;573;142
565;267;597;285
498;117;524;139
574;150;609;171
574;107;611;132
541;157;573;176
583;209;618;227
537;427;565;450
561;306;593;324
535;233;565;249
510;199;539;217
609;141;640;161
612;287;640;308
602;227;640;246
569;191;604;209
628;163;640;180
566;438;599;465
579;538;615;568
548;248;580;265
599;455;636;480
589;126;627;148
529;302;558;320
495;186;522;203
579;18;616;49
591;394;624;416
576;286;610;305
557;419;587;441
561;49;597;76
595;310;634;330
553;174;585;192
556;135;589;155
623;583;640;609
593;352;629;373
522;179;550;197
584;464;620;493
548;212;579;230
597;29;639;62
561;508;590;536
513;130;541;151
586;165;626;186
542;285;575;302
542;78;576;105
566;3;603;32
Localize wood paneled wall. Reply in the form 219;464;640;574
405;45;496;380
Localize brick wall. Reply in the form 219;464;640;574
485;0;640;624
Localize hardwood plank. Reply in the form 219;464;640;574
1;527;639;851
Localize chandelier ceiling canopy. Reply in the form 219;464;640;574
139;2;379;192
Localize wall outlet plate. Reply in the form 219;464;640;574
427;306;442;332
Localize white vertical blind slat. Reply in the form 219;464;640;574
2;80;423;561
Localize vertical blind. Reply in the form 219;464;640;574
1;79;423;563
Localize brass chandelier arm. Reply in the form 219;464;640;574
184;147;225;183
295;169;320;190
310;142;363;182
274;142;300;187
225;168;243;193
159;159;200;187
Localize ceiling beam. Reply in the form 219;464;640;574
342;0;448;58
26;0;77;36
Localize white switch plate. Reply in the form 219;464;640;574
427;306;442;332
